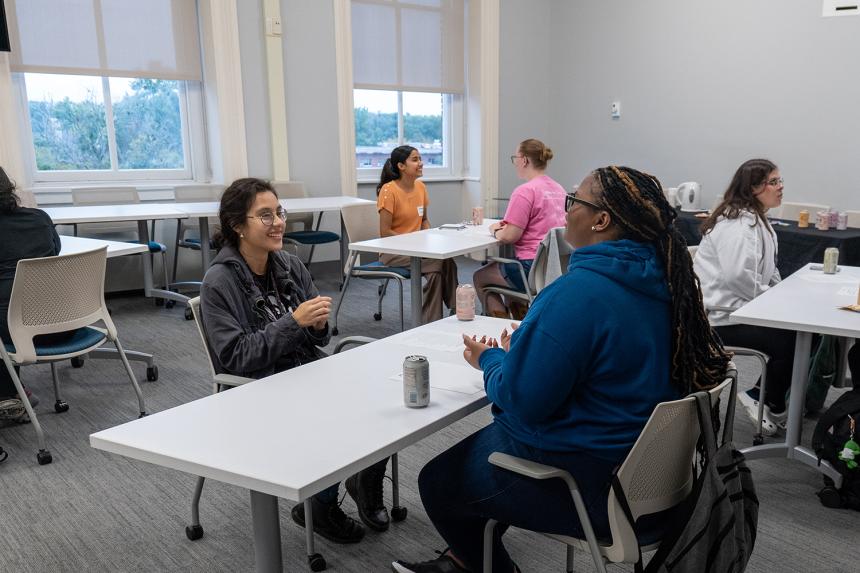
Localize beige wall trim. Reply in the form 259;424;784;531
479;0;500;214
263;0;290;181
333;0;357;197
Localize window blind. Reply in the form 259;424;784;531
352;0;464;94
7;0;202;81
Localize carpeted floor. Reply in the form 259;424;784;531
0;257;856;572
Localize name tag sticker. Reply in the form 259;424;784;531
417;206;425;217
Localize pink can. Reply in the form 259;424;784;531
471;206;484;225
829;210;839;228
455;284;476;321
816;211;830;231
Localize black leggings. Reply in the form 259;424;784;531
714;323;796;411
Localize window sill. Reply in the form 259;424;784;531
356;176;466;185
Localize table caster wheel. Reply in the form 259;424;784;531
37;449;53;465
166;300;176;309
308;553;327;572
71;356;85;368
147;366;159;382
54;400;69;413
332;327;339;336
185;524;204;540
373;312;382;321
184;307;194;321
391;506;408;522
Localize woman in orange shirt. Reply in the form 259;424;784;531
377;145;458;323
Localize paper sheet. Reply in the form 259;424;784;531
389;361;484;395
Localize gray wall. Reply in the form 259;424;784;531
544;0;860;208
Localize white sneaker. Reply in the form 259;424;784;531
737;391;779;436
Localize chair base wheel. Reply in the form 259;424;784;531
147;366;159;382
139;412;147;418
155;298;165;307
391;506;407;522
331;327;339;336
308;553;327;572
54;400;69;413
166;300;176;309
184;307;194;321
71;356;85;368
37;449;52;465
373;313;382;321
752;435;764;446
185;524;204;540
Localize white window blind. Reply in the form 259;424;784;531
7;0;202;81
352;0;464;94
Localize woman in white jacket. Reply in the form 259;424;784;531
694;158;793;435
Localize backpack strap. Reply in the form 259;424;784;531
811;388;860;457
610;474;643;573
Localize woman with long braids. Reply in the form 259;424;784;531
694;159;791;435
377;145;458;323
392;166;730;573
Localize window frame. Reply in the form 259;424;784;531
14;72;206;184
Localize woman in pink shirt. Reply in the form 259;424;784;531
473;139;567;318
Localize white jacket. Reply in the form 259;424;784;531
693;210;781;326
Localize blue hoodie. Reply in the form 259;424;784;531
479;239;679;463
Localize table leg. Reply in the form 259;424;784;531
250;490;283;573
138;219;191;306
339;213;348;285
410;256;422;328
200;217;211;270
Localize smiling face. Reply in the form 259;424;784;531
397;149;424;179
236;191;285;255
753;169;784;211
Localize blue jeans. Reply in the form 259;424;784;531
418;422;617;572
499;259;533;293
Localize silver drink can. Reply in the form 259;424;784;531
403;355;430;408
837;212;848;231
823;247;839;274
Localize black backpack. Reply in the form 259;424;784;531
811;388;860;510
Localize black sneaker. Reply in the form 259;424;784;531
391;553;468;573
345;461;390;532
291;497;365;544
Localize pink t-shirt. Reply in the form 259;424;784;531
503;175;567;260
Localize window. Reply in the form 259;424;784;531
22;73;193;180
354;89;448;170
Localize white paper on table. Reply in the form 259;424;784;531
389;361;485;395
837;286;859;297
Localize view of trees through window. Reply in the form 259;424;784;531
354;89;445;168
25;74;186;172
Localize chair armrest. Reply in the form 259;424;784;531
487;256;519;265
723;346;769;362
334;336;377;354
214;373;253;387
488;452;580;491
484;258;532;302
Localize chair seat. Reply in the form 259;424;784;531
355;261;411;278
126;240;167;253
284;230;340;245
4;327;106;357
180;238;216;250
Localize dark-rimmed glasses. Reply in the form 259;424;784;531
565;191;603;212
510;155;523;164
248;207;287;227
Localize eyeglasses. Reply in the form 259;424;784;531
510;155;523;164
766;177;784;187
248;207;287;227
565;191;603;212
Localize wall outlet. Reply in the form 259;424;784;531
611;101;621;119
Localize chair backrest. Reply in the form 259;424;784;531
72;186;140;205
531;227;574;293
845;210;860;229
341;202;381;269
7;247;115;363
174;184;224;202
603;377;732;562
188;296;220;380
774;201;829;221
271;181;308;199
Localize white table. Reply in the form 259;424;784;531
60;235;148;258
45;204;189;306
348;220;501;326
731;263;860;485
90;315;507;572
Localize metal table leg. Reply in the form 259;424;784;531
250;490;283;573
410;256;422;328
137;219;190;306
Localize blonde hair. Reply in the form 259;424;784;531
518;139;554;170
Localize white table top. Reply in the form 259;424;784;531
59;235;148;258
730;263;860;338
349;219;501;259
90;315;511;501
44;204;189;224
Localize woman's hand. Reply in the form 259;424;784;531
499;322;519;352
490;221;506;233
292;296;332;329
462;334;497;370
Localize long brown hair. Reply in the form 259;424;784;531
592;166;730;393
701;159;777;235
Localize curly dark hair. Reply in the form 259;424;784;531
213;178;277;249
0;166;21;214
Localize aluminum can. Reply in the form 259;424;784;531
823;247;839;274
837;212;848;231
830;210;839;228
403;355;430;408
455;284;476;321
816;211;830;231
797;210;809;228
471;206;484;225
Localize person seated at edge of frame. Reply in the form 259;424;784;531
200;177;391;543
0;166;64;421
391;166;731;573
472;138;566;319
377;145;458;324
693;159;792;436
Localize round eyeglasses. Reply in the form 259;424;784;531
248;207;287;227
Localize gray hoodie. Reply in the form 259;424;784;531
200;245;330;379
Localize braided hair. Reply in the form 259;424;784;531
592;166;730;393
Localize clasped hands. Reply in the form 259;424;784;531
462;322;518;370
292;295;332;331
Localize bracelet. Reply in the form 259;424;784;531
492;228;498;238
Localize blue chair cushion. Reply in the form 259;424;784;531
284;230;340;245
4;327;106;357
181;238;217;250
355;261;410;279
125;240;167;253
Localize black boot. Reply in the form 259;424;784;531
346;458;390;532
290;495;365;544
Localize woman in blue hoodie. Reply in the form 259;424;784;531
393;167;730;573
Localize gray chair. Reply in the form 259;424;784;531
0;247;147;466
482;376;733;573
271;181;340;268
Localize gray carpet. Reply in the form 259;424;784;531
0;257;857;572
